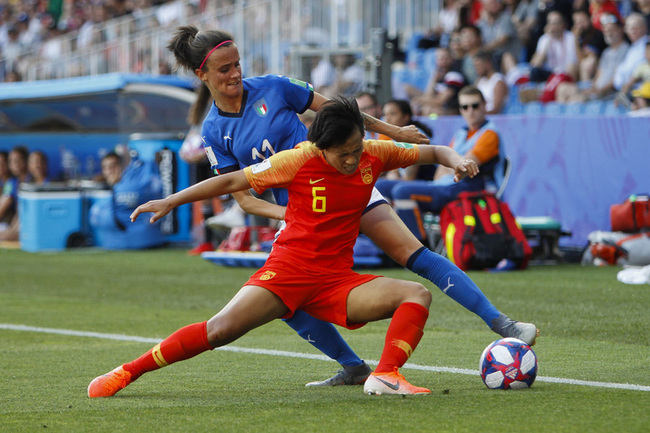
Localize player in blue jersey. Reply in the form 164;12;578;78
167;26;539;387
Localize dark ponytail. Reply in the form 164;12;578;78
167;25;235;72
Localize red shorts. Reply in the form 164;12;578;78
245;253;380;329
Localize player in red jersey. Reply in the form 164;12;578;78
87;98;478;397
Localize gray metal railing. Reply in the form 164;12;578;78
4;0;438;82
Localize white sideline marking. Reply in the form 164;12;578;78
3;323;649;392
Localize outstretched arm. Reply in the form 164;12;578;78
231;190;286;221
417;144;479;182
131;170;251;224
310;92;430;144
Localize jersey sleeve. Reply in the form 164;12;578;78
243;144;313;194
269;75;314;114
368;140;420;171
468;130;499;164
201;118;239;175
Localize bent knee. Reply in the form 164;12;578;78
404;282;432;308
206;318;245;347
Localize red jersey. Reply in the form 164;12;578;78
244;140;419;271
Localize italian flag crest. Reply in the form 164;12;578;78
254;99;269;117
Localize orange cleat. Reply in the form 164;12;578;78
363;367;431;396
88;366;133;398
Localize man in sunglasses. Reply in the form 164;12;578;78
375;85;506;243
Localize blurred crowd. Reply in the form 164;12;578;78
2;0;649;113
0;0;218;81
311;0;650;114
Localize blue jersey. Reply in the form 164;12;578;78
202;75;314;206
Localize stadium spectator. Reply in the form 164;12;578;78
380;99;435;181
27;150;49;185
589;0;624;32
532;0;574;44
310;55;335;94
375;86;506;243
633;0;650;30
613;13;649;91
529;10;579;82
476;0;522;70
165;26;537;388
3;68;21;82
458;0;483;27
98;151;123;187
2;25;23;74
0;145;29;241
621;41;650;94
505;0;539;62
628;81;650;115
0;150;9;191
459;24;483;84
474;49;509;113
329;53;365;97
407;47;467;116
448;28;466;62
519;0;572;74
502;9;578;96
434;0;461;46
555;14;629;102
571;8;607;83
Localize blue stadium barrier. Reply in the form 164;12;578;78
417;115;647;247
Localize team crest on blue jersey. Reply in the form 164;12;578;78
253;99;269;117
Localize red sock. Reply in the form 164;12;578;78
374;302;429;374
123;321;212;381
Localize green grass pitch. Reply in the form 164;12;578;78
1;248;648;432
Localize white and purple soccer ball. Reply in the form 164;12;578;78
479;338;538;390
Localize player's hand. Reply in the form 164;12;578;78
395;125;430;144
130;198;173;224
453;159;479;182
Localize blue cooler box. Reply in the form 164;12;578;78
18;185;83;252
81;186;112;246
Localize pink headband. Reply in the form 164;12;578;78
199;40;233;70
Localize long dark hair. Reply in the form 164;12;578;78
307;98;365;150
167;25;235;72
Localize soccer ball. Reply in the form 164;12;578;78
479;338;537;390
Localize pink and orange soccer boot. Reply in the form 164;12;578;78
363;367;431;396
88;366;133;398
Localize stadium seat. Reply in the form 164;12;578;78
564;103;584;116
584;100;605;115
604;101;628;115
406;48;425;69
422;49;437;72
544;102;564;115
410;69;430;91
523;101;543;115
504;102;524;114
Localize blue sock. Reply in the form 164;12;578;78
406;247;500;327
283;310;363;367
